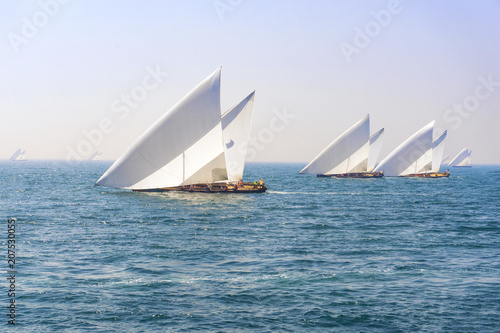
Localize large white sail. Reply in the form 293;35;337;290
412;129;447;174
431;130;447;172
96;68;228;190
367;128;384;172
374;121;434;176
300;115;370;175
10;148;26;161
449;148;471;167
222;91;255;182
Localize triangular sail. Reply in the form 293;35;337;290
300;115;370;175
367;128;384;172
95;68;228;189
460;150;471;166
374;121;434;176
431;130;447;172
413;129;447;173
221;91;255;182
449;148;471;166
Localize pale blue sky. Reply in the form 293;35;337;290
1;0;499;163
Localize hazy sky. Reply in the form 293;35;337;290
1;0;499;164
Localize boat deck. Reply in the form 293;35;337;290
402;172;450;178
317;172;384;178
134;182;267;193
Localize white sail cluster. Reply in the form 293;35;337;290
448;148;471;167
300;115;384;175
374;122;448;176
300;116;459;178
94;68;466;188
96;68;255;190
10;148;26;161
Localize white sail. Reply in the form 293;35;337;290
431;130;447;172
459;150;471;166
409;148;433;174
449;148;471;167
367;128;384;172
300;115;370;175
222;91;255;182
413;129;447;173
96;68;228;189
88;151;102;161
374;121;434;176
10;148;26;161
441;155;451;165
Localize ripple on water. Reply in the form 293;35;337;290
0;162;499;331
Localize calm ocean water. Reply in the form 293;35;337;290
1;161;499;332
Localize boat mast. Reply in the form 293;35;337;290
182;152;185;183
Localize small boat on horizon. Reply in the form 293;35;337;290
10;148;27;161
448;148;472;167
299;114;384;178
374;121;449;178
95;68;266;193
88;151;102;161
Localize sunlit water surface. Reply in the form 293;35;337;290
1;161;499;332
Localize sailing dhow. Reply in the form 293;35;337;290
374;121;449;177
448;148;472;167
88;151;102;161
10;148;26;161
299;114;384;178
95;68;266;193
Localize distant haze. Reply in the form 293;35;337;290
1;1;499;164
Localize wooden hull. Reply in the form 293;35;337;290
317;172;384;178
402;172;450;178
133;182;267;193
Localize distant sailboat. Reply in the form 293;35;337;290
374;121;449;177
448;148;472;167
88;151;102;161
95;68;266;193
299;114;384;178
10;148;26;161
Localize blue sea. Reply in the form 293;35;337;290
1;161;499;332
